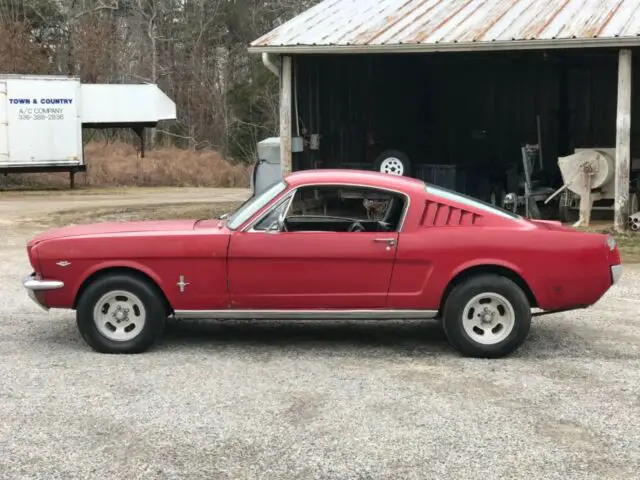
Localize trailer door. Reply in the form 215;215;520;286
5;78;82;167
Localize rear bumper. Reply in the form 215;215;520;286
23;273;64;311
611;265;623;285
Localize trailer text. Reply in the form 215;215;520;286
9;98;73;105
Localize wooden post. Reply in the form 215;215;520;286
279;55;293;176
577;166;593;228
614;49;632;232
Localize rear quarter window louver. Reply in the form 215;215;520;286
420;200;482;226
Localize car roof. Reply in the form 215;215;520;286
284;169;426;192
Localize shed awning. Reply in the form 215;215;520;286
249;0;640;54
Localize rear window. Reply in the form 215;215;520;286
425;184;520;220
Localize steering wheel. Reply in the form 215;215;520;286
348;221;366;233
377;221;392;232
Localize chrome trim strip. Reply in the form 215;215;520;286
173;309;438;320
22;274;64;311
23;276;65;291
611;265;622;285
242;181;411;233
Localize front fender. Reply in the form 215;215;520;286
41;259;171;310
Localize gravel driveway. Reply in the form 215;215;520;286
1;189;639;479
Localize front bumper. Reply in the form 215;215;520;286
23;273;64;311
611;265;623;285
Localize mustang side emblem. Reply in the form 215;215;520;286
177;275;190;293
56;261;71;267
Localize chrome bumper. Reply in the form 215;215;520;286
611;265;623;285
23;273;64;311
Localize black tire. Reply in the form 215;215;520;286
374;149;411;176
558;191;578;224
442;274;531;358
558;202;579;223
76;273;168;354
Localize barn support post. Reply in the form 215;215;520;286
279;55;293;177
614;49;632;233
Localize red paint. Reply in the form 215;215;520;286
26;169;620;315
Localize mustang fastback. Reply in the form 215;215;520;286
23;169;622;358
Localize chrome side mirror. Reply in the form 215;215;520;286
265;209;286;234
265;219;280;234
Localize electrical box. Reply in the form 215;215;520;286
252;137;283;195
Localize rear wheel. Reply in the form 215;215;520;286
76;273;167;354
442;274;531;358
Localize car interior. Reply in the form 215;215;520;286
253;185;407;233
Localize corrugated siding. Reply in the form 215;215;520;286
251;0;640;51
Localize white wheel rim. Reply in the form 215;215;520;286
379;157;404;175
462;292;515;345
93;290;146;342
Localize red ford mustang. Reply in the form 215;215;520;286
23;169;622;358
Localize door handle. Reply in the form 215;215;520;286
373;238;396;246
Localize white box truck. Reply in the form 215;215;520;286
0;74;177;187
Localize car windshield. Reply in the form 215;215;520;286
425;183;521;220
226;180;288;230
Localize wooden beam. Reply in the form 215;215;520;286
614;49;632;232
279;55;293;176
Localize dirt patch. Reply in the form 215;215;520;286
0;187;250;229
38;202;243;227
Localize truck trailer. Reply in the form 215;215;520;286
0;74;176;187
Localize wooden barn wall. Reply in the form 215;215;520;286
292;49;639;188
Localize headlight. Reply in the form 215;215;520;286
606;235;617;251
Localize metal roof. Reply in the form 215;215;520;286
249;0;640;54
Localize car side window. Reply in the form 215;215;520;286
283;185;406;233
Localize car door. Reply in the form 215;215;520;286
226;185;403;310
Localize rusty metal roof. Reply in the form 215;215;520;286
249;0;640;54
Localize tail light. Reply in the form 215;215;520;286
606;235;621;265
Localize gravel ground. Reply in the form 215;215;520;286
1;190;640;479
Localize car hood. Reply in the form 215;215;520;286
27;219;200;246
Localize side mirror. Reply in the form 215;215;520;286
265;210;286;234
265;219;280;234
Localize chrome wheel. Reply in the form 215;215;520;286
379;157;405;175
462;292;515;345
93;290;147;342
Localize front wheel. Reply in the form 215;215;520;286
76;273;168;354
442;274;531;358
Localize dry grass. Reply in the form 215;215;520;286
0;141;252;189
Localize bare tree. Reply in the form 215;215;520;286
0;0;322;161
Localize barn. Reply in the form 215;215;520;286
248;0;640;230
